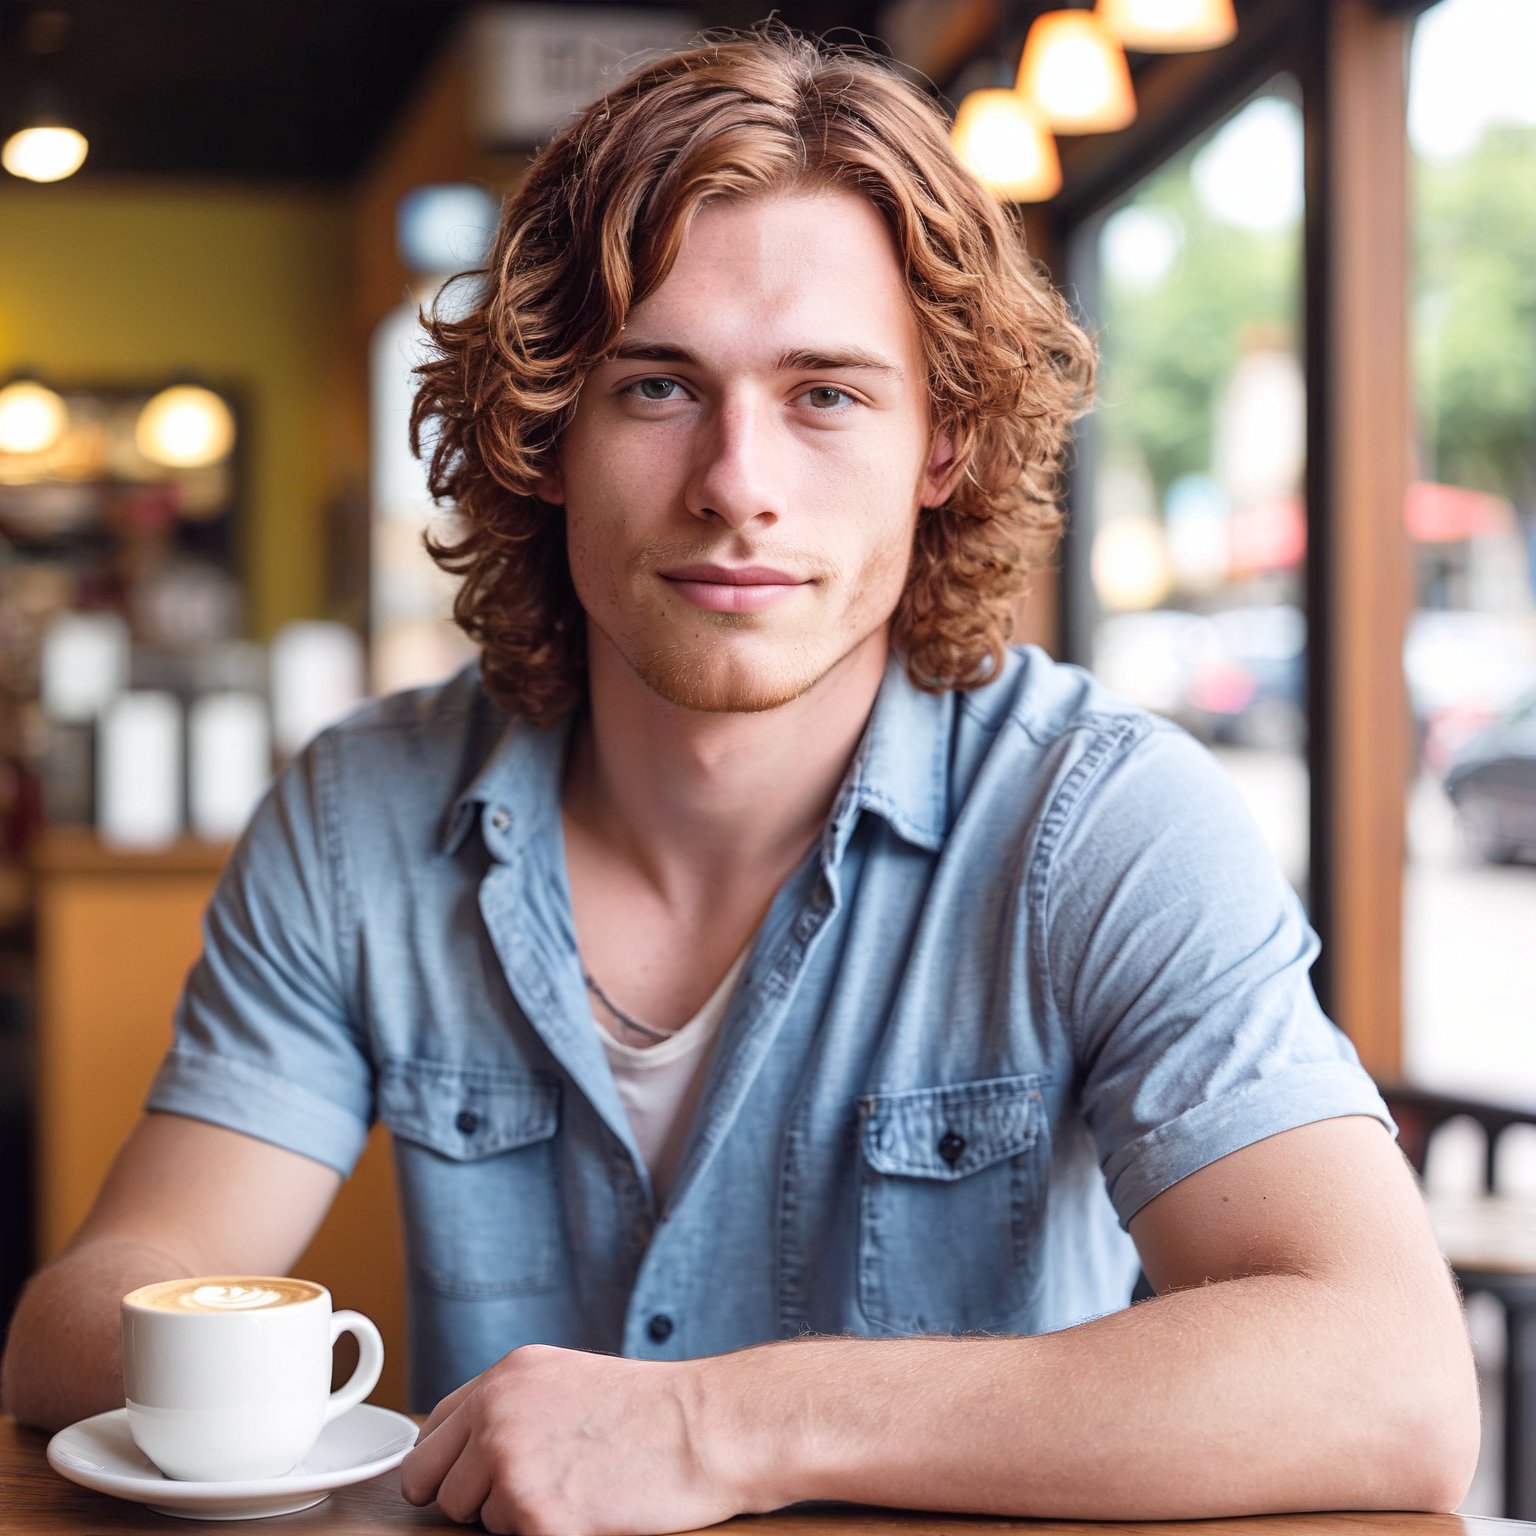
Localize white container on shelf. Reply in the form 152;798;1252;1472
40;610;130;723
269;622;365;760
188;692;271;841
98;691;182;848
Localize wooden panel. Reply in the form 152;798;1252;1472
34;870;211;1256
1323;0;1414;1077
30;839;408;1410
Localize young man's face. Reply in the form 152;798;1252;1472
546;190;954;714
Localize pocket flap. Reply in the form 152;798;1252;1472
378;1057;560;1161
857;1074;1046;1179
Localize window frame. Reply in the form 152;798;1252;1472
1045;0;1418;1077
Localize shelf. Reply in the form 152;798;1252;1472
26;827;234;878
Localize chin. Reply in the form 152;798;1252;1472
632;637;827;714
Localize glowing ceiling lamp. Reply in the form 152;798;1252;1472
135;385;237;469
1016;10;1137;135
2;120;88;182
951;89;1062;202
0;378;69;455
1096;0;1237;52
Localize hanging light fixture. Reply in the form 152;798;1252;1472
2;120;88;182
0;376;70;455
3;8;90;183
951;89;1062;202
135;385;237;469
1016;9;1137;134
1095;0;1237;52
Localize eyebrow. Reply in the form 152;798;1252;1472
609;339;905;382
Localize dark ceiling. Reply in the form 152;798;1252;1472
0;0;897;183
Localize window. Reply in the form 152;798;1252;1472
1402;0;1536;1102
1077;85;1309;893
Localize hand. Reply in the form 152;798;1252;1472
398;1342;759;1535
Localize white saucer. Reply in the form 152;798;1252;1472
46;1402;418;1521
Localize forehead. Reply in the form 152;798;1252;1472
626;191;921;363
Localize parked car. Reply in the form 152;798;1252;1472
1092;609;1222;734
1186;604;1306;750
1443;687;1536;864
1405;610;1536;774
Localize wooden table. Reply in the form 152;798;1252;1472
4;1417;1533;1536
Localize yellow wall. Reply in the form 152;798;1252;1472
0;182;350;636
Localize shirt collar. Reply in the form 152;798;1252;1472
441;651;951;861
830;650;950;856
440;705;574;859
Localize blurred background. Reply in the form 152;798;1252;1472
0;0;1531;1515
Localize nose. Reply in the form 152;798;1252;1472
682;394;786;530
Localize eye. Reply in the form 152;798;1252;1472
800;386;855;411
624;377;686;402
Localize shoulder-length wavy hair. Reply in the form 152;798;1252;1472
411;27;1095;725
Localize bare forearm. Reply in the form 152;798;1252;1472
705;1275;1475;1520
0;1239;194;1431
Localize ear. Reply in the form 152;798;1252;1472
534;460;566;507
919;426;962;509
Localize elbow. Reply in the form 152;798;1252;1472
1377;1341;1482;1513
0;1340;40;1431
1406;1387;1481;1514
0;1336;48;1433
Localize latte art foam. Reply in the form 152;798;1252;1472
188;1283;287;1311
126;1276;324;1314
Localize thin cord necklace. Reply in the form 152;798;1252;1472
583;970;680;1043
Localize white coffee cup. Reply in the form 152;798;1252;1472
121;1276;384;1482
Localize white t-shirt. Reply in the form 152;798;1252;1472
595;947;749;1211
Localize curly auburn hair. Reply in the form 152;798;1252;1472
410;27;1095;725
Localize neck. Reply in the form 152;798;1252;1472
562;629;889;910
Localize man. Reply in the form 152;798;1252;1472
3;30;1477;1534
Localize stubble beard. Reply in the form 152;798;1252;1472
630;618;832;714
583;523;917;715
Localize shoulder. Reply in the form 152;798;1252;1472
939;646;1259;884
260;661;512;868
948;644;1179;809
305;661;504;788
315;660;495;751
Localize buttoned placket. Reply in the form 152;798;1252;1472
617;813;850;1359
470;749;860;1361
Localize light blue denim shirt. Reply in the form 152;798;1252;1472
147;645;1393;1410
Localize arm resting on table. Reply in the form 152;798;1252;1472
699;1117;1480;1521
0;1111;340;1432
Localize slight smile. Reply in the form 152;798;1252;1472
659;564;814;614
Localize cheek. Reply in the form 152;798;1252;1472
813;445;923;571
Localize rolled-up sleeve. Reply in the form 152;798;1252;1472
145;729;373;1177
1039;717;1394;1229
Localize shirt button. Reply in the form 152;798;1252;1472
456;1110;480;1135
490;807;511;832
938;1131;966;1164
647;1313;674;1343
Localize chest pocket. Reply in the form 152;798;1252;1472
378;1058;563;1299
856;1073;1050;1334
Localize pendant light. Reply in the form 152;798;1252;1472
2;120;88;182
135;385;237;469
951;89;1062;202
3;9;90;183
0;376;69;455
1095;0;1237;52
1016;9;1137;134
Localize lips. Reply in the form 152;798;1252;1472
660;564;807;585
658;563;812;614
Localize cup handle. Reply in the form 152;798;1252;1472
325;1309;384;1424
